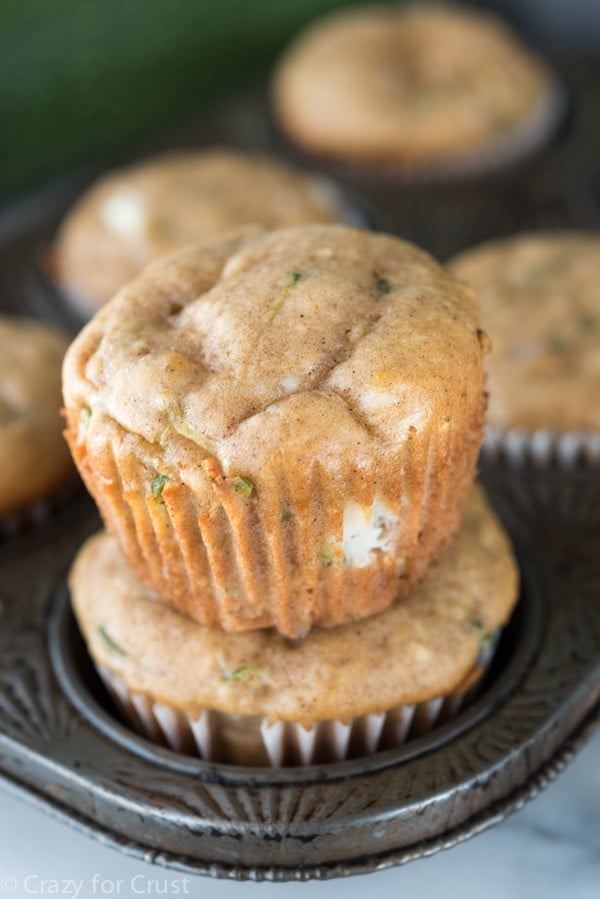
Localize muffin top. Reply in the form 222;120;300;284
54;149;346;312
450;232;600;432
63;223;484;530
71;486;518;724
0;316;73;517
272;3;557;169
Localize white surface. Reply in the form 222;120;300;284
0;728;598;898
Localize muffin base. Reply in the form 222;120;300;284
98;635;498;767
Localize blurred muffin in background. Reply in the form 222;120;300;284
450;232;600;433
272;3;563;178
0;316;74;534
450;232;600;468
53;149;348;315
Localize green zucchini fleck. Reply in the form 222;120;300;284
224;665;256;683
233;477;254;496
150;473;169;501
98;625;127;656
318;549;335;566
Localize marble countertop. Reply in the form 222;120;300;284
0;727;597;899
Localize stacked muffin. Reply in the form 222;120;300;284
64;224;518;766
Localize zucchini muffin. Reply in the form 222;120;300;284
272;3;561;176
70;487;518;766
0;316;73;530
62;224;487;639
450;232;600;435
54;149;347;314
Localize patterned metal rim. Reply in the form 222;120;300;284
0;701;597;881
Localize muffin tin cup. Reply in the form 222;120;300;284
478;429;600;541
0;476;80;542
96;634;499;768
26;241;91;332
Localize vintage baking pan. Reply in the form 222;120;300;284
0;58;599;881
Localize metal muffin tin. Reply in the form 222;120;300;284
1;58;599;881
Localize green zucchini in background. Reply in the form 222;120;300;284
0;0;361;201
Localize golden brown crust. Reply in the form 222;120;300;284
70;487;518;725
450;231;600;432
0;316;73;517
272;4;557;169
63;224;486;637
55;149;345;312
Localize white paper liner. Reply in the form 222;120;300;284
481;426;600;470
97;632;499;767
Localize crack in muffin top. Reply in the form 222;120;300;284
64;226;483;477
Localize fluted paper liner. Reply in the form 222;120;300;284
72;402;480;639
482;427;600;470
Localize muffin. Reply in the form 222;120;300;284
272;3;562;177
0;316;74;533
53;149;348;314
62;224;487;639
70;487;519;766
450;232;600;465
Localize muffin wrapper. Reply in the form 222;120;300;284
78;391;482;638
482;427;600;471
97;633;499;767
